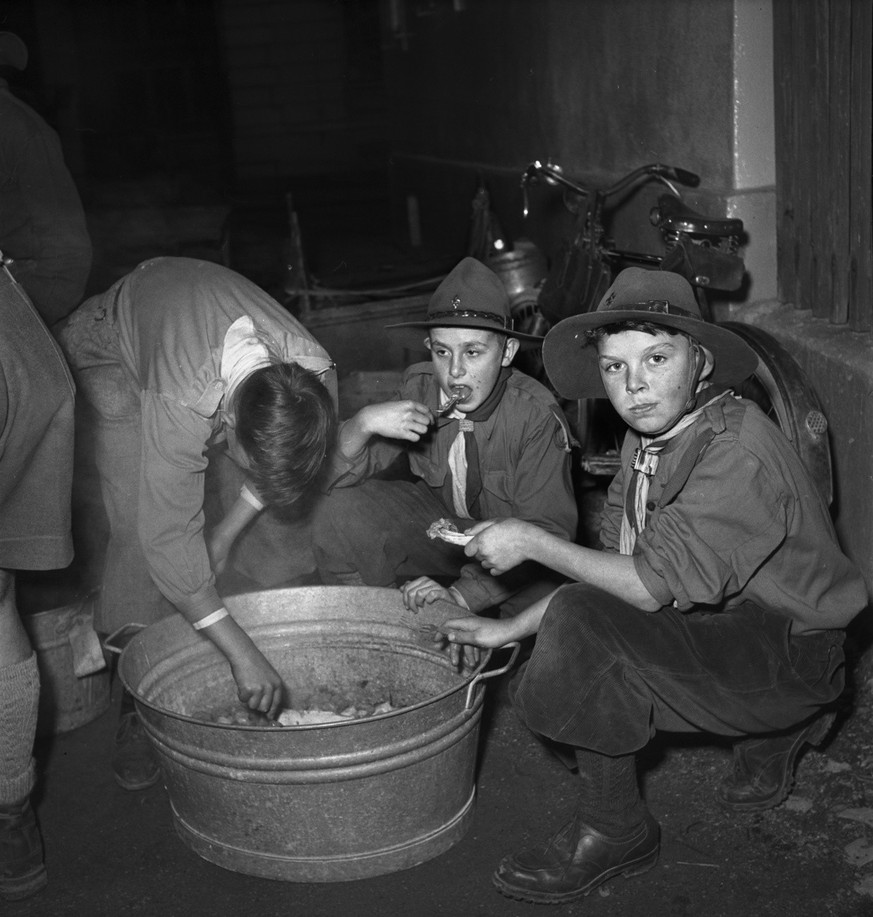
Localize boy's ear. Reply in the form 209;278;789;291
699;344;715;381
502;336;520;366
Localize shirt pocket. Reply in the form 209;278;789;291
481;469;512;513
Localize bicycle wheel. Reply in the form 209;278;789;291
722;321;832;505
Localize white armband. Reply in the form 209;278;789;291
240;483;265;511
192;608;230;631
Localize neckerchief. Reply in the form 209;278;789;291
619;386;731;555
443;366;512;518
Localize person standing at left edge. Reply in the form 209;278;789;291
0;260;76;900
0;31;92;329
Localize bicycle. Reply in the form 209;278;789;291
515;160;832;504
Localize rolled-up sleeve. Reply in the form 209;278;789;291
633;441;788;610
137;392;221;619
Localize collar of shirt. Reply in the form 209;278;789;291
220;316;275;409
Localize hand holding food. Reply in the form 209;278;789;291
464;518;539;574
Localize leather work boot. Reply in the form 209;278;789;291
112;711;161;791
717;711;835;812
0;798;47;901
492;811;660;904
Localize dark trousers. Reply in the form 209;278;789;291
514;584;845;756
312;478;465;586
311;478;565;614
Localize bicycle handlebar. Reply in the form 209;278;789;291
520;160;700;217
661;165;700;188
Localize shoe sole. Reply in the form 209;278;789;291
0;864;47;901
492;847;659;905
716;712;835;813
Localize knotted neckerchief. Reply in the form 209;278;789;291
442;366;512;518
619;386;732;555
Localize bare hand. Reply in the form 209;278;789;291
230;649;284;719
359;400;434;443
439;615;516;650
401;576;457;612
464;518;540;575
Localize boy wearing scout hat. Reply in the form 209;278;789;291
311;256;577;616
439;267;866;903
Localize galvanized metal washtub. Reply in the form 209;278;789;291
114;585;518;882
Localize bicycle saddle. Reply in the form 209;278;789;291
652;194;744;237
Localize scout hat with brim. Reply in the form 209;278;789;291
543;267;758;399
386;256;543;348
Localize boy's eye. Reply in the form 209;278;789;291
649;354;667;365
602;361;623;373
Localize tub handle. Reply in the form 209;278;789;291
464;641;521;710
102;622;147;656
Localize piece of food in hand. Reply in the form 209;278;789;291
426;518;473;545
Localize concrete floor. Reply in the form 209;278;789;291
7;632;873;917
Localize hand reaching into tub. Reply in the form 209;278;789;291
230;648;284;718
202;615;284;718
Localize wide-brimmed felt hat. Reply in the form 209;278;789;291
386;256;543;346
0;33;27;71
543;267;758;399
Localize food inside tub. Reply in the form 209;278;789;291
200;682;402;727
